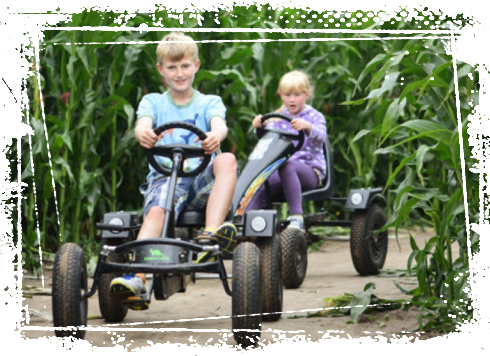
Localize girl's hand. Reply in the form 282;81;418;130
291;118;311;134
252;114;263;128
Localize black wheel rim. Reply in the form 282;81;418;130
295;239;307;273
367;219;386;263
80;269;88;326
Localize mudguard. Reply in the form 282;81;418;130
100;211;139;239
344;188;387;210
232;131;297;220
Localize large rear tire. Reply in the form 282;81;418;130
98;240;128;322
281;228;307;289
52;243;88;339
258;233;283;322
350;204;388;276
232;242;262;348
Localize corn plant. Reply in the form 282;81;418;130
345;34;478;331
15;6;478;332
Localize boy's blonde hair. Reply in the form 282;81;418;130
156;32;199;65
277;70;312;96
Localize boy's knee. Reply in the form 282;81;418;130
146;206;165;220
213;152;237;174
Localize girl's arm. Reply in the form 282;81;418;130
305;111;327;143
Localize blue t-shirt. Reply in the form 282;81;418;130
137;89;226;184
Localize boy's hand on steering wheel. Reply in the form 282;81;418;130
138;128;163;149
196;131;220;154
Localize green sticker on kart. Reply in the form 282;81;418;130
144;248;170;262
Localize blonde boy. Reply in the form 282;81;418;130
110;32;238;303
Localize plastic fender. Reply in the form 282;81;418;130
344;188;386;210
100;211;139;239
243;209;278;238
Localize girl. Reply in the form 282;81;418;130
248;70;327;231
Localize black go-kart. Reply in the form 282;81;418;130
51;122;283;348
231;112;389;289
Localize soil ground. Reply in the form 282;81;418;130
19;227;446;351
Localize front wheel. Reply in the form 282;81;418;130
232;242;262;348
350;204;388;276
98;240;128;323
258;232;283;322
52;243;88;339
281;228;307;289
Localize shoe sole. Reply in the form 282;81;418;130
123;297;150;311
196;252;215;263
215;224;237;241
110;282;138;300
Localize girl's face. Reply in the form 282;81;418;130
280;91;309;116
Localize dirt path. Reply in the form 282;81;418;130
20;228;444;350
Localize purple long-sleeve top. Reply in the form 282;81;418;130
264;105;327;179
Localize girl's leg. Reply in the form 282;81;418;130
278;160;318;215
246;170;283;211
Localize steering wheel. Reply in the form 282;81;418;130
145;121;211;178
257;112;305;151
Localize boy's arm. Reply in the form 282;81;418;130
135;117;161;149
200;116;228;154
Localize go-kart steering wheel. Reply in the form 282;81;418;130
146;121;211;178
257;112;305;151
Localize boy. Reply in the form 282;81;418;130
109;32;238;302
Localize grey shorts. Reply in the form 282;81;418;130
142;163;215;219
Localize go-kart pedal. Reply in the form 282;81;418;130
195;222;238;262
194;230;219;245
122;296;150;311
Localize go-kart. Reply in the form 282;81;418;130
51;122;282;348
231;112;389;289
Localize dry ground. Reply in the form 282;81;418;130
19;227;447;351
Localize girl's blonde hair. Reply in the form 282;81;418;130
277;70;312;96
156;32;199;66
276;70;314;112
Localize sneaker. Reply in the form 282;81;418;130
286;216;305;232
195;230;219;245
124;296;150;311
196;251;215;263
110;274;144;299
214;222;238;254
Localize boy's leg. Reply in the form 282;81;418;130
109;206;165;302
110;176;189;301
205;152;237;228
137;206;165;240
187;153;238;260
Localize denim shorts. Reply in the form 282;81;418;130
142;163;215;219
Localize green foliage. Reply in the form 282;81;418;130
318;283;407;323
14;7;478;334
345;30;478;332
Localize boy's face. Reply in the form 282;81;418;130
280;91;309;116
157;56;200;96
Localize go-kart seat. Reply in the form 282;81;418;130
175;135;335;227
270;134;335;204
176;210;206;228
301;134;335;202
